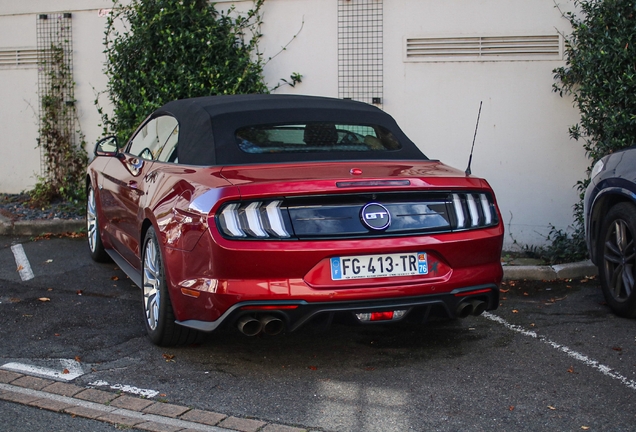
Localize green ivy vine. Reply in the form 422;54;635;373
32;43;88;206
99;0;301;142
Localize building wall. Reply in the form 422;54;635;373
0;0;583;249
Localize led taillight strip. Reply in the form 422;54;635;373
218;200;290;239
451;192;497;230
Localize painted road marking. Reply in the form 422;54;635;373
483;312;636;391
2;359;84;381
89;380;159;398
10;243;34;281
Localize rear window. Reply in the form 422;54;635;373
235;123;402;154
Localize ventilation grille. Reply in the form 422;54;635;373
405;35;561;62
0;49;38;68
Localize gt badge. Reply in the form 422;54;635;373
360;203;391;231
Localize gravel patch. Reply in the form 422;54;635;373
0;194;84;221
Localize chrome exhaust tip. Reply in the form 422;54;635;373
237;316;262;336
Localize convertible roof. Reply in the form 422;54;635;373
155;94;427;166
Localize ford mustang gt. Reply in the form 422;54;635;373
86;94;504;346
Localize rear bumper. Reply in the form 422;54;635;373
175;284;499;333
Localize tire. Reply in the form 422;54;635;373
142;227;203;346
597;202;636;318
86;185;111;263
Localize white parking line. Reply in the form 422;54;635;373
88;380;159;398
2;359;84;381
482;312;636;391
10;243;34;281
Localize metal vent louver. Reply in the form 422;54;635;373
405;35;561;62
0;49;38;68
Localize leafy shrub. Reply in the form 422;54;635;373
551;0;636;260
100;0;289;142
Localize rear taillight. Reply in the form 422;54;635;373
451;192;498;230
217;200;291;239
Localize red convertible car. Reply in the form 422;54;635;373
86;94;504;346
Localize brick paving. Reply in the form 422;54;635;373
11;375;54;390
42;381;85;397
135;421;184;432
0;368;315;432
27;397;73;412
110;394;155;411
142;401;190;418
0;370;22;383
218;416;267;432
180;408;227;425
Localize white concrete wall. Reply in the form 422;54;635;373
259;0;586;248
0;0;585;249
0;0;112;193
0;12;40;193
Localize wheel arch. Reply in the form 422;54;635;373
589;188;636;264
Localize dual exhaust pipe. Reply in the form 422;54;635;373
455;299;487;318
237;315;284;336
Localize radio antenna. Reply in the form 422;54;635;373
465;101;482;176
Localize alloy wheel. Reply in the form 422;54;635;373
143;238;161;331
87;188;98;253
603;218;636;302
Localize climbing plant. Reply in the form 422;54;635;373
33;41;88;205
99;0;300;142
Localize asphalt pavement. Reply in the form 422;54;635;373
1;215;619;432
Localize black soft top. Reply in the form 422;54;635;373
154;94;427;166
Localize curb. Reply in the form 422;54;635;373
0;369;309;432
0;214;85;236
502;260;597;281
0;215;598;282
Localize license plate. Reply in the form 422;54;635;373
330;252;428;280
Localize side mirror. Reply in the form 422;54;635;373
94;136;120;157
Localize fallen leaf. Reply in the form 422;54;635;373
159;393;167;397
16;265;24;272
500;288;510;293
76;290;83;296
111;276;119;281
530;323;536;327
567;366;575;373
62;369;69;374
612;347;623;352
162;353;175;360
581;426;590;430
54;333;60;337
47;288;53;291
309;365;318;370
9;298;20;303
45;259;53;263
523;292;529;296
509;405;515;411
38;297;51;302
365;367;375;371
75;356;81;363
512;309;519;313
548;405;556;410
